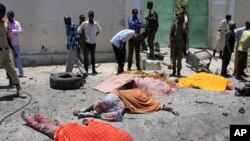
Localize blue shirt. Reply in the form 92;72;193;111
234;27;250;49
110;29;135;48
65;23;79;50
128;16;142;34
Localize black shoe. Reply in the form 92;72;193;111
82;73;88;78
177;72;181;77
92;70;98;75
169;73;176;77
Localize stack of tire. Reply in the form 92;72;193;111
50;72;85;90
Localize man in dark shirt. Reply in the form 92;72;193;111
221;21;236;77
141;1;159;60
169;14;187;77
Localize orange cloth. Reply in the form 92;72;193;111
55;120;134;141
178;72;233;92
112;88;161;114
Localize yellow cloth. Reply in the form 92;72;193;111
178;72;233;92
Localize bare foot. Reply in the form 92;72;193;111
73;109;81;116
161;105;173;111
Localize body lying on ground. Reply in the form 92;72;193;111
74;81;179;122
21;111;134;141
178;72;233;92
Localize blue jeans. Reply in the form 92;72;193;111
13;45;24;76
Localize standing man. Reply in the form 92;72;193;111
111;29;135;74
7;10;24;77
78;15;86;63
169;14;187;77
221;21;236;77
78;11;101;75
141;1;159;60
233;22;250;77
235;20;250;80
64;15;87;77
0;3;26;98
127;9;142;71
180;4;189;56
213;15;232;58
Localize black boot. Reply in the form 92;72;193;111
213;50;216;56
92;69;97;75
219;51;223;58
170;69;176;77
177;69;181;77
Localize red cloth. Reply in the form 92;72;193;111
55;120;134;141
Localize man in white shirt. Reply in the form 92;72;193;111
213;15;232;58
78;11;101;75
111;29;135;74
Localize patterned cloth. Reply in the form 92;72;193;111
134;77;177;97
65;23;79;50
55;120;134;141
96;94;125;121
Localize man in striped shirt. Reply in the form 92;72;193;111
64;15;87;77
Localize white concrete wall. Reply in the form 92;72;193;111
1;0;134;66
235;0;250;27
209;0;250;49
209;0;229;49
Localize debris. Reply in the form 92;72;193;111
29;77;33;80
222;113;228;117
238;108;245;114
195;100;213;105
218;106;223;108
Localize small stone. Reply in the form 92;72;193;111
222;113;228;117
239;108;245;114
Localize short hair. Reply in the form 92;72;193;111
0;3;6;16
132;9;138;14
7;10;14;17
88;11;94;17
226;15;232;19
245;20;250;27
64;15;71;20
147;1;153;6
79;15;85;19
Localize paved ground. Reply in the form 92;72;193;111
0;49;250;141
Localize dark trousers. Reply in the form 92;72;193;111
128;39;141;70
112;43;126;74
84;42;96;72
148;31;156;58
221;48;232;75
236;51;247;77
141;31;147;51
141;31;157;58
